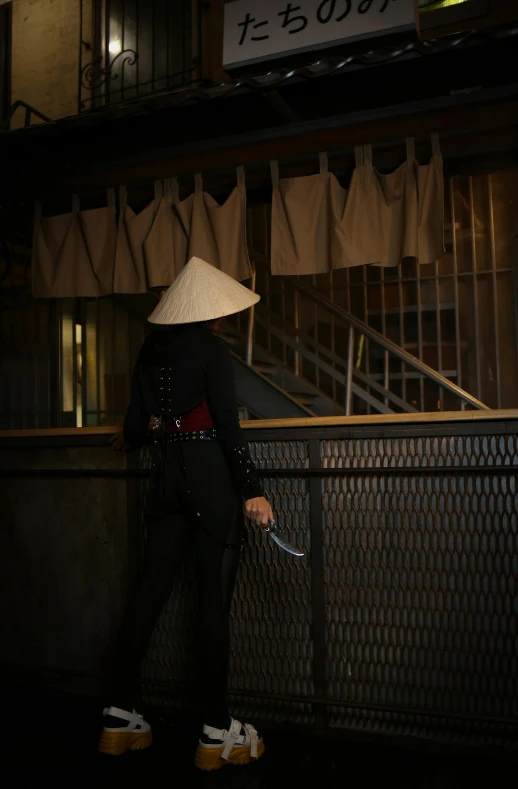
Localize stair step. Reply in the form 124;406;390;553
252;363;279;374
219;333;244;346
288;392;317;405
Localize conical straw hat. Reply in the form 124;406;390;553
148;256;260;325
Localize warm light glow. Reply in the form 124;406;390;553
108;39;121;55
75;323;83;428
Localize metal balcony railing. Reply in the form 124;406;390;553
78;0;203;112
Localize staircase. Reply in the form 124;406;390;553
115;268;489;421
220;264;489;420
220;323;342;419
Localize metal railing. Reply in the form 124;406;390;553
248;249;489;415
243;175;518;414
3;415;517;749
2;101;52;131
78;0;203;112
140;415;518;746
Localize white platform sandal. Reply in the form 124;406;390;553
195;717;264;771
98;706;152;756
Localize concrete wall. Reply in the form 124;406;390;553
0;441;133;682
10;0;81;128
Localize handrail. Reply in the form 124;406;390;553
292;280;490;411
1;409;518;439
2;101;52;130
250;248;489;412
252;308;419;414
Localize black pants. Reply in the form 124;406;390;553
110;508;241;725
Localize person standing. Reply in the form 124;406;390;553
100;257;273;771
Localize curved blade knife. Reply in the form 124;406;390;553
265;519;305;557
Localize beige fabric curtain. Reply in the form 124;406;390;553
32;193;117;298
188;168;252;281
270;136;444;275
144;178;191;289
271;154;346;276
33;170;251;297
113;184;156;294
145;168;252;287
412;135;444;264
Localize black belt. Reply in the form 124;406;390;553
166;429;219;443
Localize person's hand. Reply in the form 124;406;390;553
244;497;274;530
109;431;130;452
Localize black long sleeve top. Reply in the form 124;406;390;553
123;323;264;501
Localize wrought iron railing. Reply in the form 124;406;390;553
78;0;203;112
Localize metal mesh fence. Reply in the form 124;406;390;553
142;422;518;748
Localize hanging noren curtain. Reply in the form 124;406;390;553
270;135;444;276
32;192;117;298
32;167;252;298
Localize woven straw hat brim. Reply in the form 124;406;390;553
148;256;260;325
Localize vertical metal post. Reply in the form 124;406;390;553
105;0;110;103
96;299;102;424
308;439;327;729
450;178;463;399
72;300;78;427
51;300;62;427
111;299;116;424
469;176;482;401
80;299;88;428
8;307;14;428
294;288;301;376
121;0;126;99
434;256;443;411
512;236;518;392
281;278;287;366
33;306;39;428
380;267;389;408
488;174;502;409
151;0;156;94
246;267;257;367
21;300;28;429
89;0;104;111
362;266;370;414
263;205;272;355
313;274;320;391
416;261;424;411
181;0;187;84
165;0;170;88
77;0;84;114
136;0;140;95
345;326;354;416
397;262;406;406
328;270;336;403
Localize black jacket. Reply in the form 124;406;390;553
123;324;264;502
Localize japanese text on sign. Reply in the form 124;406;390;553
223;0;417;70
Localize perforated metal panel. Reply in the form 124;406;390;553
141;423;518;748
143;440;314;724
230;441;313;724
322;435;518;740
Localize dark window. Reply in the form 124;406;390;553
79;0;200;111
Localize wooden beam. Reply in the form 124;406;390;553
56;95;518;190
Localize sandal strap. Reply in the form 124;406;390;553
103;707;143;731
222;718;242;760
244;723;258;759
